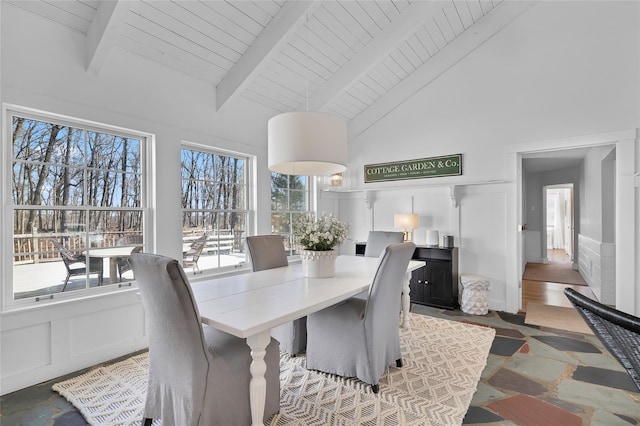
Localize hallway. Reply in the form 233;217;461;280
522;249;596;312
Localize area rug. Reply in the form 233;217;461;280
523;262;587;286
53;314;495;426
525;303;593;335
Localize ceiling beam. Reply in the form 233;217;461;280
301;1;444;113
86;0;133;75
216;1;318;112
349;1;539;140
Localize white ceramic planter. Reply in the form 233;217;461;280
301;249;337;278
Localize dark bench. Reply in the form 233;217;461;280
564;288;640;392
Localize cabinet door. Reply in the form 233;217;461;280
424;260;454;308
409;266;426;303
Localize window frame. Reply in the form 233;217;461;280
2;104;153;310
270;172;316;257
180;143;253;275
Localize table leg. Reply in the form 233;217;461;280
402;271;411;330
109;257;119;284
246;330;271;426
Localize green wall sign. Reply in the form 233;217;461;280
364;154;462;183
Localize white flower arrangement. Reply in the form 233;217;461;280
293;213;350;251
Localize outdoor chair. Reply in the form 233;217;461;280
115;235;143;281
564;288;640;391
246;235;307;356
306;242;416;393
50;239;103;291
183;235;207;274
129;253;280;425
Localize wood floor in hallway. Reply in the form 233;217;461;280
522;249;596;312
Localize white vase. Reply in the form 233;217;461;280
301;249;337;278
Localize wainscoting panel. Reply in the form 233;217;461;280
578;234;602;300
69;305;145;357
1;292;148;395
0;322;51;376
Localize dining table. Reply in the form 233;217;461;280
87;247;136;284
190;254;425;426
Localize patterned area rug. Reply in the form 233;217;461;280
53;314;495;425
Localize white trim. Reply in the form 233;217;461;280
511;128;638;315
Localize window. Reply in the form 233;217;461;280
7;109;147;305
181;147;249;273
270;172;309;255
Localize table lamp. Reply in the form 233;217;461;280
394;213;418;242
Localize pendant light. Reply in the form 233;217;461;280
267;14;347;176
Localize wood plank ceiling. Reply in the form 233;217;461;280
6;0;536;136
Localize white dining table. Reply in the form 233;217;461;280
190;254;425;426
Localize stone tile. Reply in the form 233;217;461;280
470;382;506;405
52;410;88;426
527;338;578;364
506;352;569;383
532;335;601;353
462;406;505;424
572;366;640;394
488;368;548;396
575;352;626;372
518;343;530;354
490;336;525;357
591;410;640;425
496;312;536;329
492;327;525;339
487;394;582;426
557;379;640;417
481;355;504;379
542;397;585;414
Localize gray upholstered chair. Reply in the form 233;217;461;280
246;235;307;356
364;231;405;257
306;242;416;393
129;253;280;426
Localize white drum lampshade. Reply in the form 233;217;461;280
394;213;418;241
268;112;347;176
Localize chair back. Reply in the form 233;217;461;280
50;238;81;266
246;235;288;272
364;231;405;257
185;236;207;259
364;242;415;343
115;234;143;246
129;253;210;413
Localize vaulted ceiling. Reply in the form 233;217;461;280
6;0;537;137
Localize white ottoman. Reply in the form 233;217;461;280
460;274;490;315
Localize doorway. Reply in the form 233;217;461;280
544;185;574;265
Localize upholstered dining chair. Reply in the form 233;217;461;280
129;253;280;426
246;235;307;356
306;242;416;393
364;231;405;257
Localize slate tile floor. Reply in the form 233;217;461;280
1;306;639;425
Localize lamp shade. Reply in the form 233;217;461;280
268;112;347;176
394;213;418;230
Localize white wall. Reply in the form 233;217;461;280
327;1;639;314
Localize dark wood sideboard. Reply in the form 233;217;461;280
355;242;459;310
